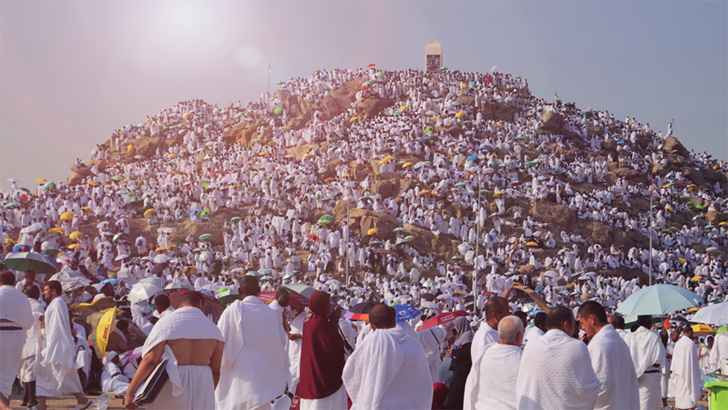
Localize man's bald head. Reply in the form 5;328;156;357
485;296;510;327
369;304;395;330
498;315;525;346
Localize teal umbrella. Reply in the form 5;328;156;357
616;285;702;316
230;217;242;223
199;234;213;241
319;215;334;223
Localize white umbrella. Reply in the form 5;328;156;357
616;285;702;316
20;222;48;234
6;178;19;183
543;270;559;278
128;282;163;303
692;302;728;325
115;254;129;261
421;301;438;310
154;254;170;263
138;276;165;289
423;279;438;288
165;282;194;291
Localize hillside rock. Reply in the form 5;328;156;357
356;97;393;119
662;137;689;158
538;111;563;134
478;101;520;122
67;165;93;186
529;199;575;230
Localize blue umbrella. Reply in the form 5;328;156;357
189;210;199;218
393;304;422;322
466;155;478;161
616;285;702;316
100;278;119;286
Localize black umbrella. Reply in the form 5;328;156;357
421;293;436;302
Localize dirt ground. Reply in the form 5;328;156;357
8;393;125;409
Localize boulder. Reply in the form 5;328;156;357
707;210;725;225
662;137;689;158
683;168;706;187
129;136;163;158
287;144;318;161
350;161;373;182
356;97;392;120
538;111;563;134
477;101;520;122
359;212;399;241
529;199;575;230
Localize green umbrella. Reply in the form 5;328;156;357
277;193;288;199
403;235;415;242
230;217;242;223
479;189;491;195
393;227;406;233
374;72;383;77
330;118;341;124
319;215;334;223
200;209;210;217
216;288;242;307
44;181;56;191
112;175;123;181
199;234;213;241
273;107;283;115
113;233;124;243
616;284;702;316
236;112;245;118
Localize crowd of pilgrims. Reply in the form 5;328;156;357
1;66;727;409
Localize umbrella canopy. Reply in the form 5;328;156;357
216;288;243;307
691;302;728;326
419;310;468;331
393;305;422;322
616;285;702;316
96;307;119;355
199;234;213;241
345;300;385;321
164;282;195;291
691;323;715;337
60;211;74;220
69;231;83;240
128;281;164;304
283;283;316;299
3;252;57;274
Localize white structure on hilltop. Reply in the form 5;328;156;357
425;40;443;72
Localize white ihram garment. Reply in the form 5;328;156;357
627;326;666;410
587;325;639;410
463;343;522;410
671;335;702;409
37;297;83;397
516;329;600;410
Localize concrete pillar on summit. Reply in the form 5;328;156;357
425;40;443;72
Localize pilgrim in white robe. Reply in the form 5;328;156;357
710;332;728;372
470;321;498;361
464;342;522;410
418;326;448;383
587;324;639;410
343;326;433;410
627;326;666;410
141;306;225;410
288;310;306;394
36;296;84;397
0;285;33;397
671;335;702;409
101;352;130;395
19;298;44;383
516;329;599;410
216;296;287;410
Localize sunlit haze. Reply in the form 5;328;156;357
1;1;726;191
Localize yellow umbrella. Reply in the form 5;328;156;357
82;206;92;212
430;116;438;121
460;83;468;88
259;152;269;156
35;178;47;182
60;211;74;220
349;117;358;122
378;156;395;164
267;141;276;147
86;181;97;186
167;245;178;251
167;153;176;159
692;323;715;336
402;162;413;168
96;308;117;354
526;241;539;247
367;228;379;235
494;191;506;196
68;244;83;250
455;112;465;118
688;307;699;313
69;231;83;240
692;275;704;282
665;205;673;211
127;144;134;153
155;247;166;253
4;238;15;245
719;222;728;226
304;153;314;158
183;111;192;118
144;208;155;217
281;126;290;130
419;190;431;195
48;227;63;234
495;123;504;127
342;173;350;178
399;105;409;110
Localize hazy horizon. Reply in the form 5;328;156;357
2;1;726;192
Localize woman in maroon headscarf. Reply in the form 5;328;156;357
297;290;347;409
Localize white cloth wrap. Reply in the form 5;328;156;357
671;335;702;409
215;296;287;410
516;329;600;410
464;343;522;410
587;325;639;410
37;297;83;395
141;306;224;397
418;326;447;383
343;326;433;410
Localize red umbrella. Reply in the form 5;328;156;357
418;310;468;331
307;234;319;241
169;290;225;321
258;291;309;308
367;63;376;67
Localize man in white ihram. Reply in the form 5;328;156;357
515;306;600;409
216;276;287;410
0;271;34;410
125;290;225;410
463;315;524;410
36;280;90;410
343;304;433;409
577;301;639;409
671;326;702;410
627;315;666;410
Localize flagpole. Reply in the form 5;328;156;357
267;61;271;100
